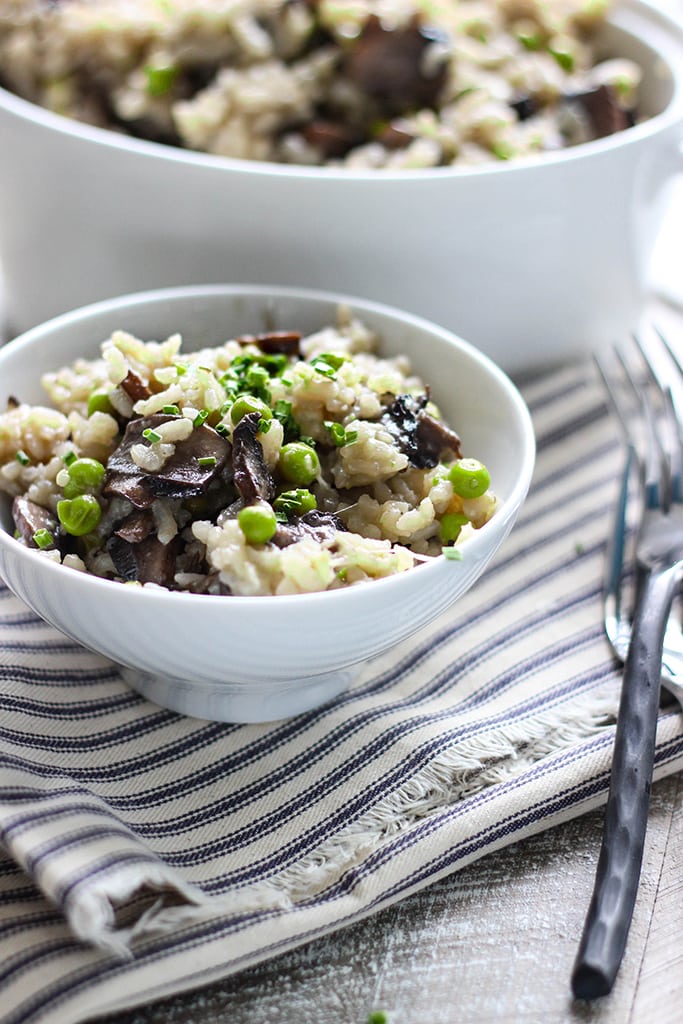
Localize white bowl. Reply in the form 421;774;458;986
0;1;681;374
0;284;534;722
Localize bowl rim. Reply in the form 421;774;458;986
0;0;681;183
0;282;536;610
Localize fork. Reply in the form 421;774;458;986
571;330;683;1000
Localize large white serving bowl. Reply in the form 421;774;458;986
0;1;681;373
0;284;534;722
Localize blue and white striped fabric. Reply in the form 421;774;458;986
2;361;683;1024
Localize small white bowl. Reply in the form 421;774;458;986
0;1;681;373
0;285;535;722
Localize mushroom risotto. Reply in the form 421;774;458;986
0;309;498;596
0;0;641;168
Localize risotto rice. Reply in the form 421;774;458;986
0;0;642;168
0;307;498;596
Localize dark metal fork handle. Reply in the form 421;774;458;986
571;560;683;1000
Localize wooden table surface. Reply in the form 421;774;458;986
97;771;683;1024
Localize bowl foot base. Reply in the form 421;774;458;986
117;663;358;723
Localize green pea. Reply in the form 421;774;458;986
230;395;273;425
278;442;320;486
237;503;277;545
87;390;113;417
448;458;491;499
439;512;469;544
57;494;101;536
62;457;106;498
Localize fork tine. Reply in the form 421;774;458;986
595;343;663;508
634;329;683;508
602;444;635;655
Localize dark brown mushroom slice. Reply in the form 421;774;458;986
104;414;231;503
272;509;348;548
12;496;61;548
416;412;462;463
232;411;276;504
107;533;180;588
381;392;461;468
563;83;633;139
345;14;449;116
376;121;416;149
237;331;302;356
104;473;156;509
509;94;539;122
119;369;152;403
113;508;156;544
301;119;363;159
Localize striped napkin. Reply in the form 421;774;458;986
2;357;683;1024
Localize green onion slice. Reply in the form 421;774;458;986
32;529;54;550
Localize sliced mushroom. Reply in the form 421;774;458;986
272;509;347;548
104;414;231;507
12;496;61;549
509;94;539;122
120;369;152;403
237;331;302;356
381;393;461;468
232;412;276;504
416;412;462;464
376;121;416;149
113;508;156;544
345;14;449;116
107;533;180;588
302;119;363;159
563;83;633;139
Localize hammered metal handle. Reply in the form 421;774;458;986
571;563;681;1000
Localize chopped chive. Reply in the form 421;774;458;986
280;377;293;386
549;46;575;72
442;546;463;560
144;63;178;97
162;404;180;415
15;449;30;466
273;488;317;517
197;455;217;468
257;417;271;434
215;423;231;437
324;421;357;447
32;529;54;550
325;421;346;446
142;428;162;444
193;409;209;428
175;363;188;376
310;353;346;380
62;450;77;466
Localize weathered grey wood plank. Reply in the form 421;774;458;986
102;774;682;1024
627;773;683;1024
